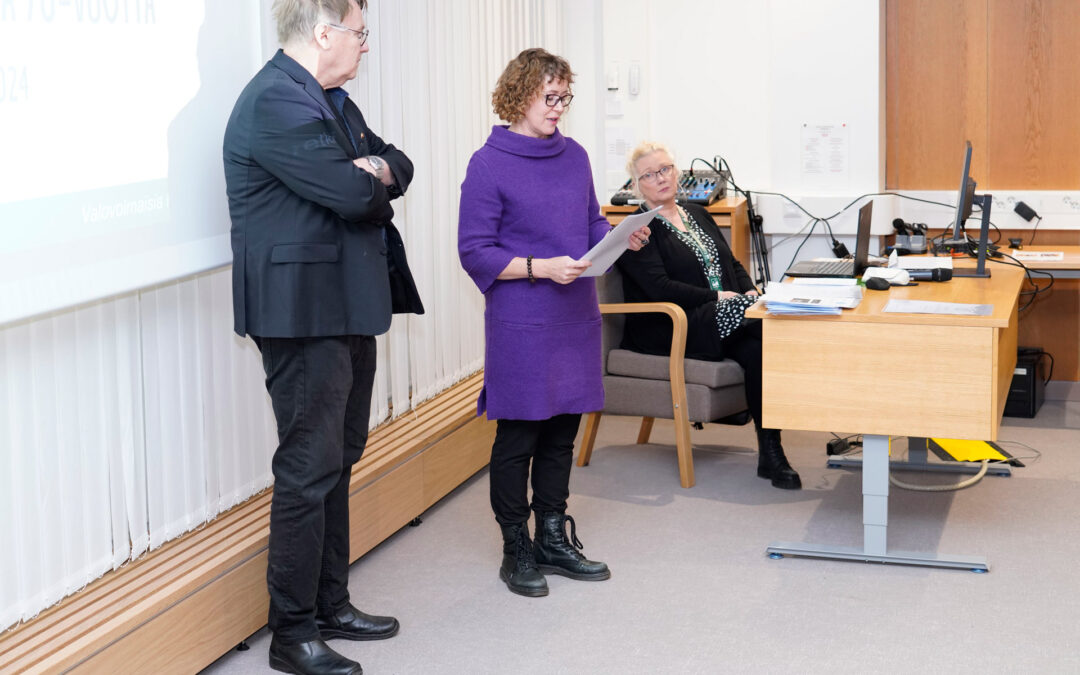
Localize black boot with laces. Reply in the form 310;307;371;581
498;522;548;597
756;428;802;490
533;512;611;581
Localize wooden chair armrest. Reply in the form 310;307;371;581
598;302;688;388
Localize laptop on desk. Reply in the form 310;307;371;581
785;200;873;278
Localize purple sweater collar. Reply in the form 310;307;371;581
485;125;567;158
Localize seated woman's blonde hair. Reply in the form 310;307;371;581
626;141;676;195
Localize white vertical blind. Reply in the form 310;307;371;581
0;0;573;632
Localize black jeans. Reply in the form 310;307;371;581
256;335;377;644
489;414;582;526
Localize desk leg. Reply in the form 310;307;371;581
827;436;1012;476
862;434;889;556
766;434;989;571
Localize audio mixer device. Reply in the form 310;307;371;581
610;168;729;206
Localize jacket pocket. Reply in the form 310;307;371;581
270;243;340;263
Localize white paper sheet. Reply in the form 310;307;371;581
883;299;992;316
580;206;661;277
897;257;953;270
1011;250;1064;261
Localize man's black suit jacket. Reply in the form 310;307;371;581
224;50;423;338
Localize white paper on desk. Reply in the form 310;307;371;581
883;299;992;316
898;257;953;271
783;277;858;286
579;206;661;277
763;281;863;309
1011;250;1064;261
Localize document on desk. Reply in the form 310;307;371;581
897;257;953;270
1011;250;1064;261
580;206;661;277
761;281;862;315
883;299;992;316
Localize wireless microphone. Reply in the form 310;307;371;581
892;218;911;235
907;268;953;282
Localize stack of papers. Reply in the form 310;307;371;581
761;279;863;316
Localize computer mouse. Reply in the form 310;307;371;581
865;277;891;291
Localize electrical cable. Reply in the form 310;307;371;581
715;156;772;284
889;459;990;492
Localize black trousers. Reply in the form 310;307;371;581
489;414;582;526
717;320;765;428
256;335;377;644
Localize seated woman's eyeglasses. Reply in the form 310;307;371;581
637;164;676;184
543;93;574;108
328;23;370;46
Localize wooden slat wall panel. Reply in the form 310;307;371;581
886;0;988;189
0;375;493;674
888;0;1080;189
987;0;1080;188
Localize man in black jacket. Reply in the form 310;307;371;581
223;1;422;673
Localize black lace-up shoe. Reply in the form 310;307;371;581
534;512;611;581
756;428;802;490
499;522;548;597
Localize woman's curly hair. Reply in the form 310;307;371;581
492;48;575;123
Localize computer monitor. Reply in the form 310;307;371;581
944;140;991;278
944;141;975;247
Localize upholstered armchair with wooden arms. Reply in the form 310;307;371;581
578;266;748;488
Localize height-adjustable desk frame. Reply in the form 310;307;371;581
746;266;1025;571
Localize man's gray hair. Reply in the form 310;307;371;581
272;0;367;46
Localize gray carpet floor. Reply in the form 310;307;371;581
204;403;1080;674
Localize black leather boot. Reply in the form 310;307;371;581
533;512;611;581
316;604;399;641
268;636;362;675
756;428;802;490
499;522;548;597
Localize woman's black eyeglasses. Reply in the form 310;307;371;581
543;93;574;108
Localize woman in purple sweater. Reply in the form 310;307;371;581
458;48;649;598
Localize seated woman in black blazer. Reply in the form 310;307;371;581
615;141;801;489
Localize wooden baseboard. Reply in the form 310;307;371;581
0;373;493;674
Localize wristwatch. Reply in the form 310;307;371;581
367;155;385;173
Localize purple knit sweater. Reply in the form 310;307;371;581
458;126;611;420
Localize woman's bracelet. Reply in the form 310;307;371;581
526;255;535;283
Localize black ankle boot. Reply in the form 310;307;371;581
756;428;802;490
499;522;548;597
533;512;611;581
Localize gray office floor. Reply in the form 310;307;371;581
204;402;1080;674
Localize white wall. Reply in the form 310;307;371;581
593;0;894;273
584;0;1080;276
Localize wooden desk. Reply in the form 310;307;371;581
1004;246;1080;382
1006;244;1080;277
893;236;1080;380
745;266;1025;570
602;197;751;273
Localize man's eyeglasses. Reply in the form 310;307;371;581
637;164;676;184
327;23;370;46
543;93;574;108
